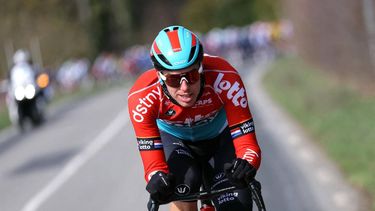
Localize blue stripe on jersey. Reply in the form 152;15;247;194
156;108;228;141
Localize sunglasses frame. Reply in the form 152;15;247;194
159;65;203;88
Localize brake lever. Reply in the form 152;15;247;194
147;198;160;211
249;180;266;211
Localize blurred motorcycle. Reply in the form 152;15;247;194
7;72;50;131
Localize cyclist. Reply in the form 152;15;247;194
128;25;262;211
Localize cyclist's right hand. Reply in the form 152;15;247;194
146;171;175;203
224;158;257;188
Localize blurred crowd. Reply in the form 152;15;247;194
53;20;293;93
202;20;294;66
53;45;152;92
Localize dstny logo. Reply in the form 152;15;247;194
131;86;162;122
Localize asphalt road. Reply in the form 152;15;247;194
0;62;364;211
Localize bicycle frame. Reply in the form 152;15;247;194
147;180;266;211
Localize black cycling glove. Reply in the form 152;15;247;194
224;158;257;188
146;171;175;203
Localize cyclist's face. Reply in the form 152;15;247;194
160;64;202;107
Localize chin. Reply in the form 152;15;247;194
178;101;195;108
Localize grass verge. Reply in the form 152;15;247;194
263;56;375;210
0;107;10;130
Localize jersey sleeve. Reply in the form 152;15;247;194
212;62;261;169
128;83;169;182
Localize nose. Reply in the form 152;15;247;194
179;79;189;91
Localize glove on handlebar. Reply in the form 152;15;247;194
224;158;257;188
146;171;175;203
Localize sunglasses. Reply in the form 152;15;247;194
159;65;203;88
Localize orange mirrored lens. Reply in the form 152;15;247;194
164;69;200;88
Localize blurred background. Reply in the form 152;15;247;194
0;0;374;210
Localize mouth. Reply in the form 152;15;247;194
177;93;194;103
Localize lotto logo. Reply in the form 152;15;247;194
213;73;247;108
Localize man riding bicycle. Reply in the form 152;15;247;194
128;25;262;211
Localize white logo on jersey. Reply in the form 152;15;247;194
213;73;247;108
242;148;259;163
183;110;218;126
218;192;239;205
131;86;162;122
175;184;191;195
214;172;225;181
193;98;212;107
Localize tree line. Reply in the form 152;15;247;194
0;0;279;78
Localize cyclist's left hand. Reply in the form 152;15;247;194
224;158;257;188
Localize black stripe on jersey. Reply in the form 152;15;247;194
229;119;255;138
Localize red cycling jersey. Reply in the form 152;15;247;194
128;55;261;181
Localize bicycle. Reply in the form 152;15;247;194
147;179;266;211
